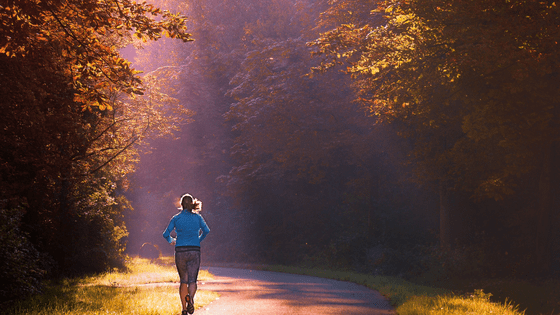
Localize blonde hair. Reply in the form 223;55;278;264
180;194;202;212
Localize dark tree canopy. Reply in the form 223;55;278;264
310;0;560;271
0;0;193;303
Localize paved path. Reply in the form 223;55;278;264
196;267;395;315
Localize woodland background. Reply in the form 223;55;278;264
2;0;560;309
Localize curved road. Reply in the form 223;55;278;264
196;267;395;315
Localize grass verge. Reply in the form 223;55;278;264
261;265;528;315
7;257;219;315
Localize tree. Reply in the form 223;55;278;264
310;0;560;272
1;0;192;109
0;0;194;297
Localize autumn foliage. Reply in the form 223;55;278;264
2;0;560;310
122;0;560;291
309;0;560;273
1;0;192;303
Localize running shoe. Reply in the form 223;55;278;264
185;295;195;314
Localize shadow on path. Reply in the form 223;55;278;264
197;267;395;315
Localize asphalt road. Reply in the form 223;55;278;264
196;267;395;315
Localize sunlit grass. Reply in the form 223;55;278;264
397;290;524;315
263;265;525;315
82;257;213;287
7;257;218;315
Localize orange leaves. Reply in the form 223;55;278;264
0;0;199;277
3;0;193;112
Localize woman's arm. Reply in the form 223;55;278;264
162;217;177;244
198;215;210;242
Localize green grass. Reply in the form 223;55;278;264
261;265;528;315
7;257;219;315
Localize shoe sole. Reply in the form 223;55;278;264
185;295;195;314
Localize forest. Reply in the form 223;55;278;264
1;0;560;308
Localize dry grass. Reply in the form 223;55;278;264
7;257;219;315
397;290;524;315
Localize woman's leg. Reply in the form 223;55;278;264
176;249;201;313
188;282;197;301
185;251;201;312
180;283;189;310
175;251;190;311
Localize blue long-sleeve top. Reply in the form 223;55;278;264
163;210;210;247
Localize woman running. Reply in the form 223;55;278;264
163;193;210;315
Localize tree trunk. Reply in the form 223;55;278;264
534;143;553;274
439;184;452;250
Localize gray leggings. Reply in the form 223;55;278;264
175;247;201;284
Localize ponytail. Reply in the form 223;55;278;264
180;194;202;212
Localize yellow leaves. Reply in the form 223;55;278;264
135;32;148;42
395;14;409;23
0;45;9;56
76;92;113;112
97;102;113;111
352;65;366;72
391;13;415;27
351;58;388;75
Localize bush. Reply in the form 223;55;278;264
0;207;48;305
